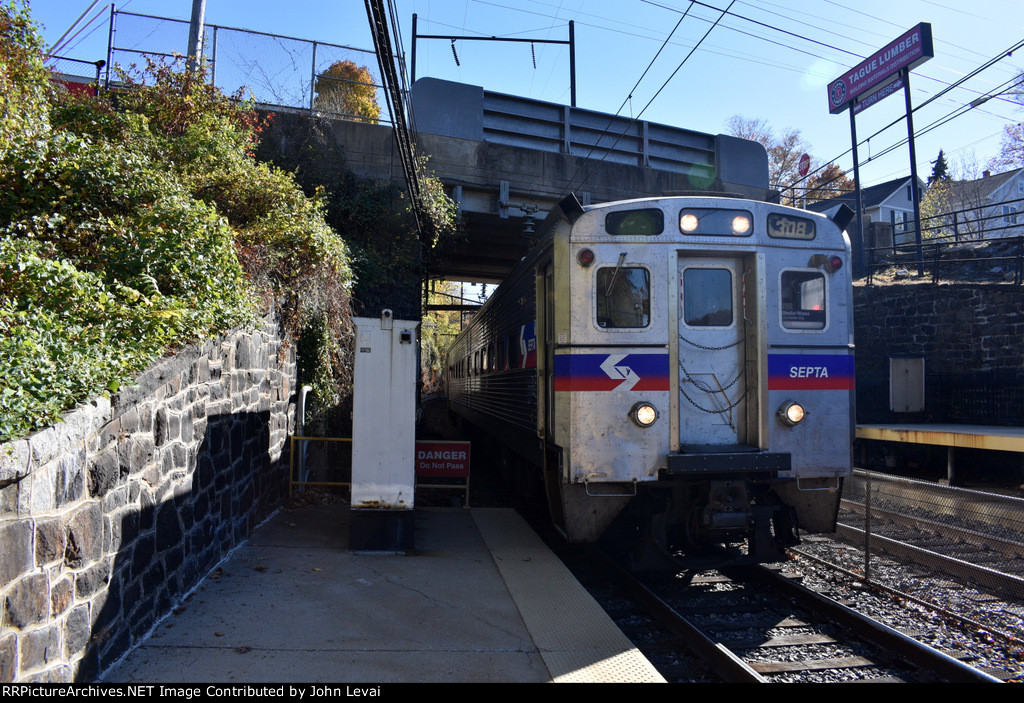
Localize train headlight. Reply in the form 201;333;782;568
680;213;700;233
630;402;659;427
731;214;752;235
777;401;806;426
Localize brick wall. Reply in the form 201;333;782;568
0;317;296;682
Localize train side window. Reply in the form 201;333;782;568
682;268;733;327
596;267;650;328
780;270;826;330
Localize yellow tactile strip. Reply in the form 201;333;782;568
472;508;666;683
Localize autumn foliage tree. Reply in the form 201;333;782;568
727;115;812;205
804;162;855;204
314;60;381;122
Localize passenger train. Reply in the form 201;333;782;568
445;193;855;564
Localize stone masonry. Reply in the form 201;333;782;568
854;282;1024;377
0;316;296;682
853;281;1024;425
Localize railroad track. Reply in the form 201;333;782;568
585;549;1001;683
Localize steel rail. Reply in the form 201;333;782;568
842;498;1024;559
739;565;1003;683
590;549;767;683
790;544;1021;647
835;519;1024;600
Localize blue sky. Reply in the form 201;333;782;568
27;0;1024;190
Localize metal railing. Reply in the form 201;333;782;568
865;195;1024;285
288;436;470;507
107;10;392;124
47;55;106;95
481;90;717;173
815;470;1024;647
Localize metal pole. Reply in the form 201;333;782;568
850;106;866;284
210;26;217;85
186;0;207;73
903;68;925;277
411;13;417;84
569;20;576;107
105;3;114;88
93;60;104;96
864;469;872;582
310;41;318;113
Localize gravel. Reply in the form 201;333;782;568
790;534;1024;681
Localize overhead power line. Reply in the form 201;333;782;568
785;37;1024;193
570;0;737;194
364;0;423;238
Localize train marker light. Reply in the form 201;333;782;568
828;255;843;272
630;402;659;427
577;248;595;266
731;215;752;235
777;401;806;426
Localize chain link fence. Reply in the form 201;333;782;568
107;11;392;124
811;470;1024;642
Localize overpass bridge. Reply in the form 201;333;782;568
316;78;770;283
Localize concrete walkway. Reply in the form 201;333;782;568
100;505;550;683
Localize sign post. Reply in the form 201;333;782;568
828;23;933;276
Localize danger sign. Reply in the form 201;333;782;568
415;441;470;477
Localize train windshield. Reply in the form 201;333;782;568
781;270;826;329
596;267;650;328
606;209;664;236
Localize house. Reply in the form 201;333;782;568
941;167;1024;240
808;175;925;274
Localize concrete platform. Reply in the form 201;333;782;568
99;505;664;684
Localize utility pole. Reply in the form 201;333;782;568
186;0;207;73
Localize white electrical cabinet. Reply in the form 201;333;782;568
350;310;419;551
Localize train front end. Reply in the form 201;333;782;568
545;196;854;563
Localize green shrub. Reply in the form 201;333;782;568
0;5;354;442
0;237;180;439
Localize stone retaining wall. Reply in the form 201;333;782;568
0;317;296;682
853;281;1024;426
854;282;1024;377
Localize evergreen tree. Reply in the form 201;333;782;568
928;149;950;184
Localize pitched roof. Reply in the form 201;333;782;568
948;167;1023;198
807;176;921;213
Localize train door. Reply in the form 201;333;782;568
677;255;750;449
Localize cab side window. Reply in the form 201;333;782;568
781;270;826;330
596;267;650;328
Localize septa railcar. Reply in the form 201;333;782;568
445;194;855;563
